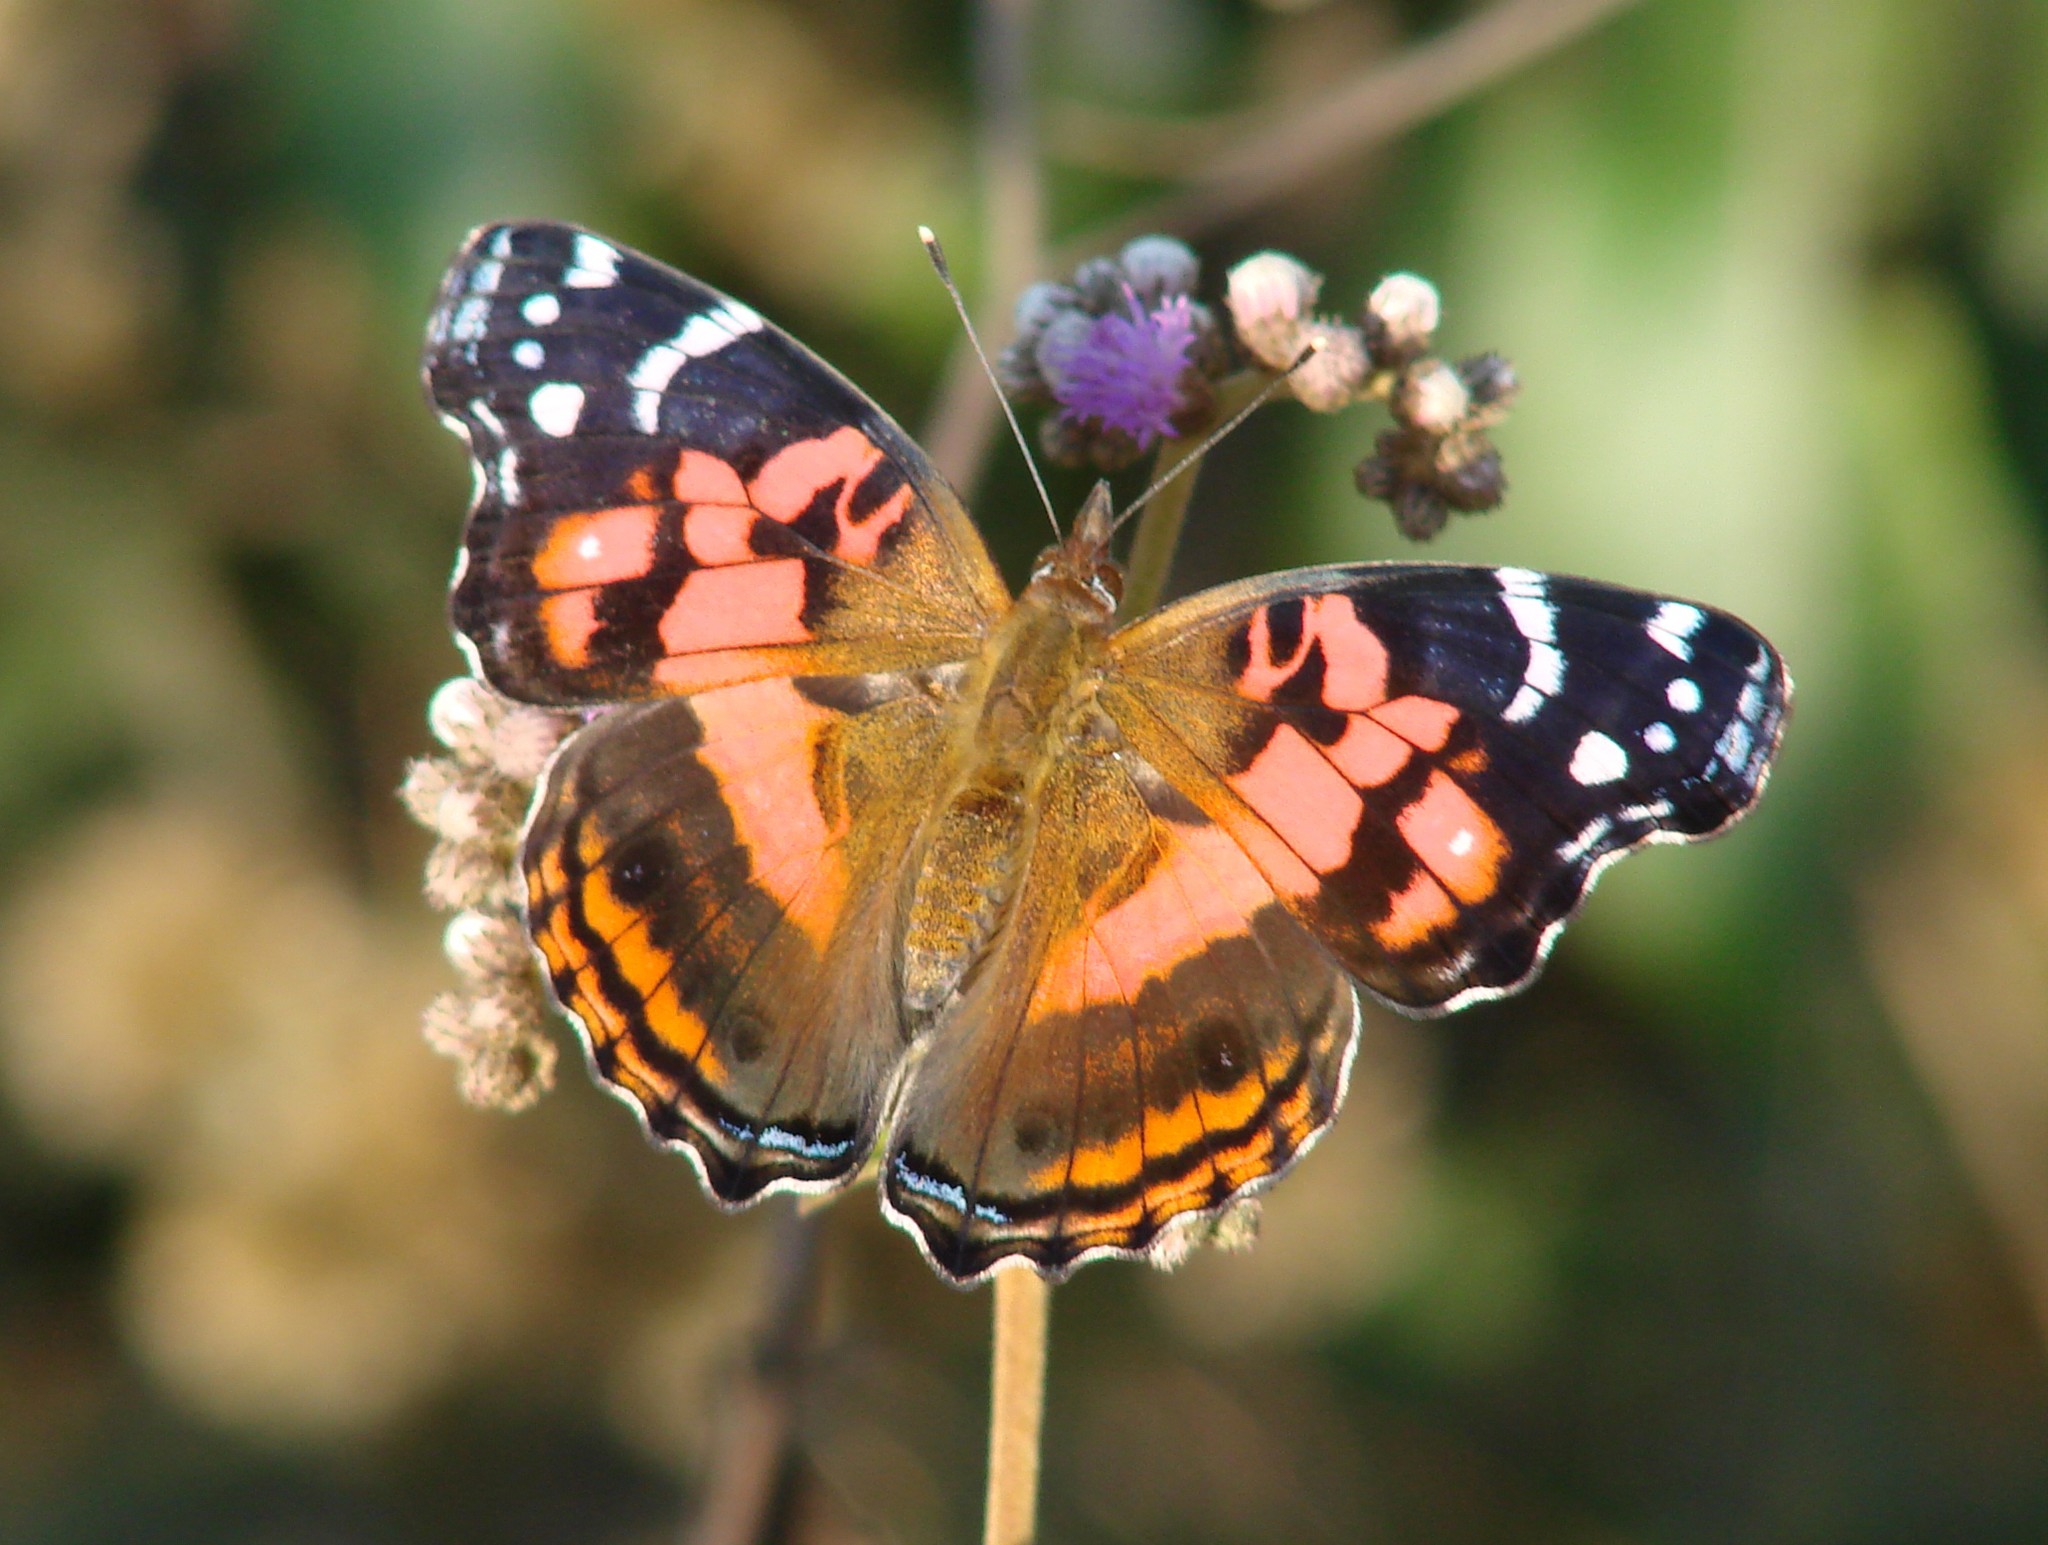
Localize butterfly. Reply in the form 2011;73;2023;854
424;221;1789;1285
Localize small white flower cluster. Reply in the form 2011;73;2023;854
1225;253;1443;413
400;677;581;1112
1225;252;1518;540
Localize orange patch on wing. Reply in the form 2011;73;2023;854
651;647;791;694
1229;724;1363;874
673;449;748;505
1371;694;1460;751
540;590;601;668
1371;867;1459;949
533;505;661;590
1038;824;1275;1017
1397;771;1506;903
682;503;756;566
688;678;850;951
748;427;912;564
658;559;811;656
1325;716;1410;786
1238;596;1389;711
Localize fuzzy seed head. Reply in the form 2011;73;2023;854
1398;359;1471;434
427;677;502;761
1366;272;1441;360
1226;251;1322;370
1288;320;1370;413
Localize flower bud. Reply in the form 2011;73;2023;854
489;707;575;784
1365;272;1440;364
1071;256;1126;314
424;840;519;913
1288;320;1369;413
1396;359;1471;434
1118;235;1199;302
398;756;459;828
460;1030;557;1112
1458;351;1519;411
427;676;503;761
444;909;531;981
1226;251;1321;370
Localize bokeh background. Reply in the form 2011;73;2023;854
4;0;2048;1540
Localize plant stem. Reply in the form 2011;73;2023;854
1119;371;1273;619
983;1269;1051;1545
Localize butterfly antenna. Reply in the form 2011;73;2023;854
919;226;1062;539
1110;340;1323;535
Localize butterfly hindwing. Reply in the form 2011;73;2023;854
1105;563;1789;1013
883;740;1360;1282
523;670;952;1201
425;222;1007;705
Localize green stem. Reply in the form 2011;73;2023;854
1118;370;1276;620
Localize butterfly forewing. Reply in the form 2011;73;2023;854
424;222;1007;705
1105;563;1789;1012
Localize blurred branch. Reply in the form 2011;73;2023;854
1863;814;2048;1353
684;1204;826;1545
925;0;1046;489
1057;0;1642;261
927;0;1640;502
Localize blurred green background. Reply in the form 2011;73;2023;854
4;0;2048;1540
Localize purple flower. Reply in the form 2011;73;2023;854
1042;287;1200;451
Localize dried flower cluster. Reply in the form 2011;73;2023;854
400;678;581;1111
1000;238;1519;541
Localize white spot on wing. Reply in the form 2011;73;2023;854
522;292;561;326
512;339;543;369
1569;730;1628;786
497;447;519;503
1667;677;1702;713
1643;721;1677;754
1448;828;1475;857
1647;601;1705;661
469;398;506;442
469;259;504;295
1558;815;1613;863
627;302;766;433
448;295;490;343
565;233;620;288
1716;718;1753;769
529;381;585;437
1497;568;1564;721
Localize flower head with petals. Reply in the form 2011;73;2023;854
1044;287;1201;451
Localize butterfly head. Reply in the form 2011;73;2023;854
1025;480;1123;621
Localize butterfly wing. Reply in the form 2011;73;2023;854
424;222;1006;1202
525;669;956;1201
883;743;1360;1283
1102;563;1789;1012
424;221;1009;704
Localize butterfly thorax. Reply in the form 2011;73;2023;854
898;486;1124;1020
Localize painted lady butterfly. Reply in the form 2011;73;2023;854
425;222;1789;1284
